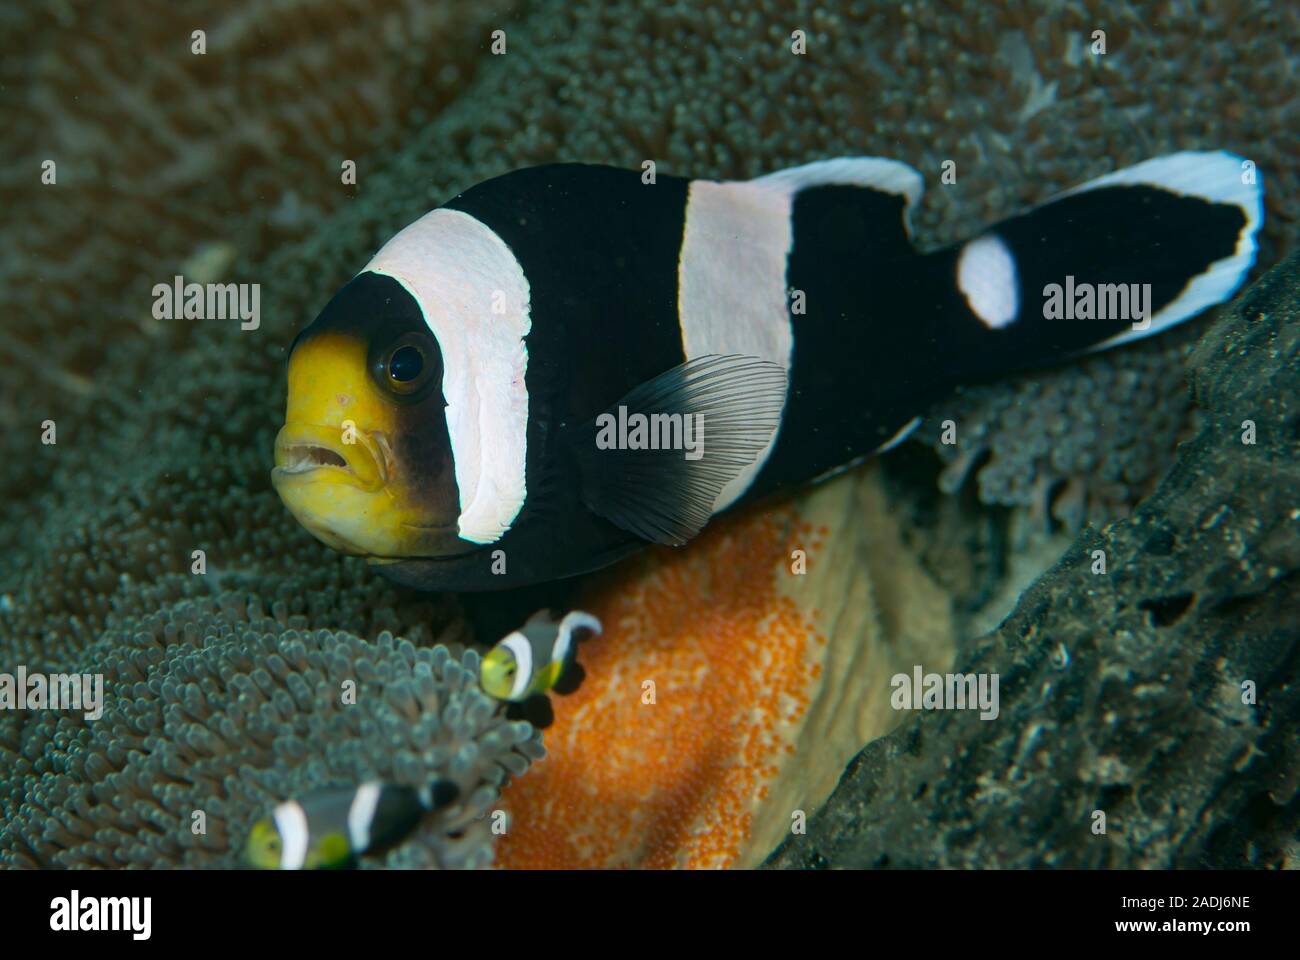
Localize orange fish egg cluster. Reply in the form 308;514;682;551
496;504;827;869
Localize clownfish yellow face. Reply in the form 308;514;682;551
273;272;473;560
245;818;283;870
274;205;541;579
480;644;523;701
246;804;358;869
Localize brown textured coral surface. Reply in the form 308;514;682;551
1;0;1296;867
0;0;511;413
766;250;1300;870
921;321;1204;527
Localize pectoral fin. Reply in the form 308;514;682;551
571;354;786;546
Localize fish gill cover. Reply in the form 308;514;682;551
0;0;1296;885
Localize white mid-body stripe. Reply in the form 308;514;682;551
678;158;924;512
347;782;383;852
273;800;310;870
363;209;532;546
677;179;795;512
502;631;533;700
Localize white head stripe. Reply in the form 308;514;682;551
273;800;310;870
347;781;383;852
677;179;794;512
502;632;533;700
553;611;602;665
957;234;1019;329
363;208;531;545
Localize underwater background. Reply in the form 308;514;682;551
1;0;1297;869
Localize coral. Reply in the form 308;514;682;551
4;0;1293;558
0;0;1295;869
767;251;1300;869
0;0;511;435
496;465;955;869
919;321;1203;525
0;595;543;869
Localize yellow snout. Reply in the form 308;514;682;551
273;331;416;557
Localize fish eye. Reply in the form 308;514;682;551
389;345;424;383
374;332;439;398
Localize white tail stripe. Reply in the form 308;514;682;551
957;234;1020;329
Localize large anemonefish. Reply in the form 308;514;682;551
273;152;1262;590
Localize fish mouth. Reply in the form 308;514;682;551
272;423;391;492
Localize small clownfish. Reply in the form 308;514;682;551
245;779;459;870
273;153;1262;591
480;610;601;725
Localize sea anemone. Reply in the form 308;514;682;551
1;595;543;869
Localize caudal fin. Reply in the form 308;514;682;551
931;150;1263;382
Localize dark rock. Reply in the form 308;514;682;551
765;253;1300;869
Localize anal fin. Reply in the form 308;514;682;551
507;695;555;729
551;660;586;697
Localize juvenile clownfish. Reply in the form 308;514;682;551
273;152;1262;591
480;609;602;704
245;779;459;870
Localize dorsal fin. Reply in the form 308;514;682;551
752;156;924;240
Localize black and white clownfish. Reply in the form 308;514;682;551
480;608;601;714
245;779;459;870
273;152;1262;591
